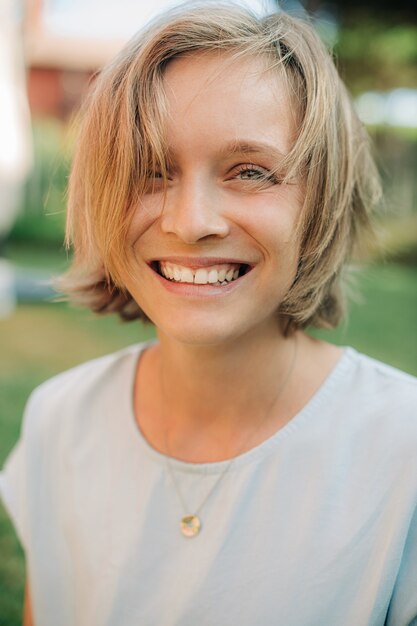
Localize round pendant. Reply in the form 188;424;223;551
180;514;201;537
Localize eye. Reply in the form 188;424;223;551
232;164;280;187
143;170;167;194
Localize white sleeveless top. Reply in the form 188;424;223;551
1;343;417;626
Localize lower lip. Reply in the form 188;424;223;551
151;268;251;297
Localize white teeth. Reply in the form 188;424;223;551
181;268;194;283
208;269;218;283
159;262;245;285
194;268;209;284
225;269;234;281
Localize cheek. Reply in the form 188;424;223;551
127;196;163;245
236;192;301;252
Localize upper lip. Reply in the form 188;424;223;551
149;256;255;269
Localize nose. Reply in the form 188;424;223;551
159;178;230;243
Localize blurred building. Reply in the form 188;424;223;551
23;0;278;119
24;0;124;119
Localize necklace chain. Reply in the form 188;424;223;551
162;335;298;537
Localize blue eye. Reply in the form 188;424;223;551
235;165;278;185
239;168;267;180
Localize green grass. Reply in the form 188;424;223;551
312;263;417;374
0;261;416;622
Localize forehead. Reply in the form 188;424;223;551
161;51;299;157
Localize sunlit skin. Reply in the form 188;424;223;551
117;52;342;462
126;53;303;347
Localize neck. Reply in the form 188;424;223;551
160;326;293;416
135;324;342;463
137;322;299;460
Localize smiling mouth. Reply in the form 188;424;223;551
151;261;252;286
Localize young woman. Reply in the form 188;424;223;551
1;4;417;625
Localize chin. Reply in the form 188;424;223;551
157;318;242;347
133;285;287;348
155;308;280;349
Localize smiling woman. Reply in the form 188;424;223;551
117;50;305;346
61;4;377;333
1;3;417;626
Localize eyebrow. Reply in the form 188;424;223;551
164;140;287;164
217;140;287;161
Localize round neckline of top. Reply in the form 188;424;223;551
124;342;357;475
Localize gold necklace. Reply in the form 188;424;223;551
163;336;298;538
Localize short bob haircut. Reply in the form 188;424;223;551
60;1;381;333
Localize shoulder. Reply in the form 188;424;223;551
21;342;149;442
310;349;417;508
335;347;417;459
344;347;417;404
27;342;146;406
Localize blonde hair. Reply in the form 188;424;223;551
60;2;381;331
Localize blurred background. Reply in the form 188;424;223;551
0;0;416;621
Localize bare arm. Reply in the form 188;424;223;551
23;580;34;626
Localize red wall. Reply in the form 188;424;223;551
27;67;93;119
